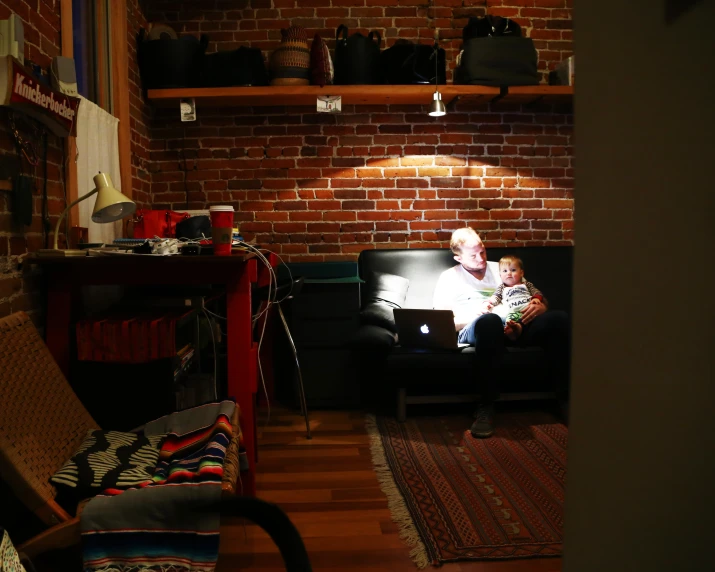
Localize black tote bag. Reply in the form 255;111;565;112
379;42;446;85
455;36;539;86
333;25;382;85
202;46;268;87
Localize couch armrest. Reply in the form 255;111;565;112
347;324;396;352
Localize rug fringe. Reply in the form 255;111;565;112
365;414;431;569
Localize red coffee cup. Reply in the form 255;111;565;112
209;206;234;256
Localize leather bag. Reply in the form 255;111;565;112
202;46;268;87
455;36;539;86
333;25;382;85
380;41;446;85
137;29;209;89
462;15;523;40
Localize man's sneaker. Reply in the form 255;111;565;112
470;403;494;438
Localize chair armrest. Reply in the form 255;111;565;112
18;517;80;561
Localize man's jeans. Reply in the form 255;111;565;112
458;310;571;403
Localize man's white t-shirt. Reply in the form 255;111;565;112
432;261;501;327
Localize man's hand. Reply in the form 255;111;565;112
520;298;546;324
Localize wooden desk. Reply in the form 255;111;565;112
30;253;274;496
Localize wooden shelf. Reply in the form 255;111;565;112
146;84;572;109
499;85;573;105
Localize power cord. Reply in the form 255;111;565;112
201;308;218;401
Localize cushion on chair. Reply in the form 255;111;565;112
50;430;165;499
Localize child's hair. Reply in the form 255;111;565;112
450;227;480;254
499;255;524;270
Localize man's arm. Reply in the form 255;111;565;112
433;270;465;331
524;280;548;308
520;280;549;324
432;271;451;310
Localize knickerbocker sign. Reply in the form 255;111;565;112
1;56;80;137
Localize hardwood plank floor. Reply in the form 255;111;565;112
217;407;562;572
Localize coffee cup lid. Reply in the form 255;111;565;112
209;205;234;212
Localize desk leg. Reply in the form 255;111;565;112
226;266;256;497
45;275;72;378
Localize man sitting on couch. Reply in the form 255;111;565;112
433;227;570;438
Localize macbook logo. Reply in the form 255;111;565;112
420;324;430;334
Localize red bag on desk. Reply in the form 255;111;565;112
133;210;190;239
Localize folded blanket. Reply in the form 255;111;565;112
81;401;235;572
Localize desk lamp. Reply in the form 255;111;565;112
39;172;136;256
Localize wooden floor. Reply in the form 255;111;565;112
216;407;562;572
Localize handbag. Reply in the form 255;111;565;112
462;15;523;40
333;25;382;85
137;29;209;89
455;36;539;86
202;46;268;87
380;41;446;85
133;209;190;239
310;33;333;87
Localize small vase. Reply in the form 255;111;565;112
270;26;311;86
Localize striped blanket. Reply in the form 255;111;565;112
81;401;235;572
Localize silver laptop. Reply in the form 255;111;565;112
393;309;468;350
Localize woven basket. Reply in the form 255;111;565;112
270;26;310;86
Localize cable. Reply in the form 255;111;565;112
204;308;226;321
234;241;280;430
202;308;218;401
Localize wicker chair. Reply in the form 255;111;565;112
0;311;241;560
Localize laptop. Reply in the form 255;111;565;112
393;309;469;350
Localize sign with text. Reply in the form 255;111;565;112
1;56;80;137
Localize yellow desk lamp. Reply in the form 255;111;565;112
39;172;136;256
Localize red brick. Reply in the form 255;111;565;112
137;0;573;260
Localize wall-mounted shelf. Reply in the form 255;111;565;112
146;85;573;109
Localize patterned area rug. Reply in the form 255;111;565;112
366;412;567;568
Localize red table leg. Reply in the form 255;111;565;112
45;274;73;378
226;260;257;497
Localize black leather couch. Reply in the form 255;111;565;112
350;246;573;420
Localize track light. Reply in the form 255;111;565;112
428;31;446;117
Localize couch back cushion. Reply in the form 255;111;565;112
358;246;573;314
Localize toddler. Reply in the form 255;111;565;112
484;255;545;340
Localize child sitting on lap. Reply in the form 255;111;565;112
484;255;545;341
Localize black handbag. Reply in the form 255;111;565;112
463;15;522;40
137;30;209;89
333;25;382;85
455;36;539;86
379;41;446;85
202;46;269;87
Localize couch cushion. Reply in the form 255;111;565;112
365;272;409;307
360;272;410;332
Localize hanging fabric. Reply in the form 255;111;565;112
75;96;122;244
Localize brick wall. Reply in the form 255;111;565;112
0;0;64;320
142;0;574;261
128;0;152;207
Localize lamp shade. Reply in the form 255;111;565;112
429;91;446;117
91;172;136;223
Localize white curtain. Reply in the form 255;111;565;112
75;96;122;244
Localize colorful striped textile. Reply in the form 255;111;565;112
81;401;235;572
